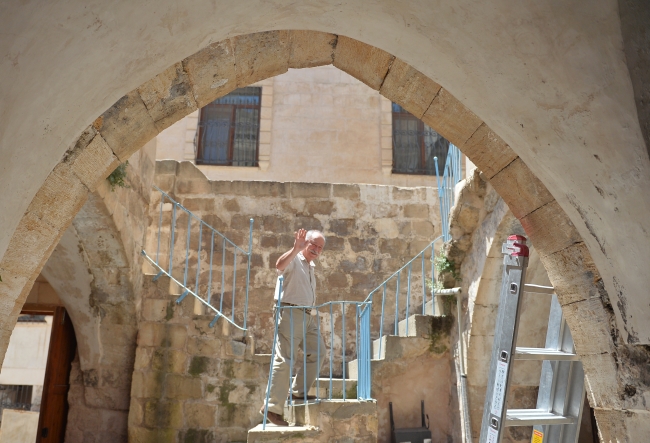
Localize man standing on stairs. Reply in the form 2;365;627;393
261;228;327;426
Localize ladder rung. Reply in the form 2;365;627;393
514;347;579;361
505;409;576;426
523;284;554;294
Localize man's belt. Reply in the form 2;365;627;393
279;302;318;316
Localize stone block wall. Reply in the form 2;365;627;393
149;160;443;369
129;275;268;443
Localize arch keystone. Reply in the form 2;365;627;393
137;62;198;132
234;31;291;87
182;40;237;108
333;36;394;90
380;58;441;119
288;31;337;69
421;88;483;146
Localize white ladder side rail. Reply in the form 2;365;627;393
479;235;586;443
479;234;530;443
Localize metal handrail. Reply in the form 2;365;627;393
362;236;443;356
434;144;462;242
141;186;253;331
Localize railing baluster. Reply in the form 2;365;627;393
317;310;321;400
183;211;192;288
289;308;294;407
195;222;203;297
244;218;253;329
168;203;177;276
207;231;215;305
156;195;163;264
263;277;283;430
380;283;386;358
342;302;346;401
421;251;426;315
232;249;237;321
329;303;333;400
220;238;226;313
431;243;436;315
394;271;400;335
406;262;412;335
355;303;360;399
303;309;307;402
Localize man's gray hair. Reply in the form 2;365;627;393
306;230;326;244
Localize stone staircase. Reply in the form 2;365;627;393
247;301;453;443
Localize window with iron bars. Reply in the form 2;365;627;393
195;87;261;167
0;385;33;419
392;103;450;175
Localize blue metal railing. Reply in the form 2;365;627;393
362;236;443;358
141;186;253;331
262;277;372;429
434;144;462;241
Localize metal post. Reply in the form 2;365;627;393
232;249;237;322
379;283;386;358
329;303;333;400
207;231;215;305
406;263;412;335
342;302;346;401
168;203;177;275
156;195;163;264
303;309;307;402
244;218;253;329
263;277;283;430
394;271;400;335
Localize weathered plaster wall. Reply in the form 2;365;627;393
618;0;650;159
151;160;442;361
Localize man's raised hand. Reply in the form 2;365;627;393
294;229;309;251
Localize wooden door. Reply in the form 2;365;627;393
36;306;77;443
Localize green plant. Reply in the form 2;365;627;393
107;161;129;191
434;253;461;282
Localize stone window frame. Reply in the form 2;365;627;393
187;78;273;171
381;95;467;178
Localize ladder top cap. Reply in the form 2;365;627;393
507;235;527;241
504;235;529;257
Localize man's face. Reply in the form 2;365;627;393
302;234;325;262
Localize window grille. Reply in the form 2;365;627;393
195;87;261;167
392;103;450;175
0;385;33;419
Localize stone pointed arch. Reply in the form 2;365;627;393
0;30;644;438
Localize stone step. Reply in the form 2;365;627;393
285;399;377;428
348;314;453;378
397;314;438;338
247;424;321;442
308;378;358;399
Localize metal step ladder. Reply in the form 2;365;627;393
479;235;586;443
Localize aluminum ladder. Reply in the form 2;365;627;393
479;235;586;443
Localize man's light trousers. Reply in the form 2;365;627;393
266;307;326;415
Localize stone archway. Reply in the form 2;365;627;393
0;30;646;438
